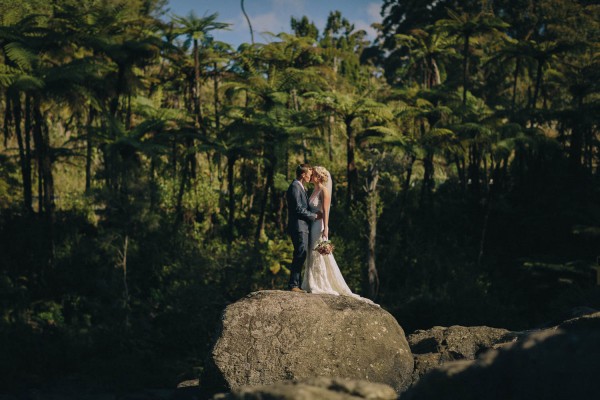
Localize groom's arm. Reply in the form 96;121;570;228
291;185;317;221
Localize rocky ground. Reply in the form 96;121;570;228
402;311;600;399
199;291;600;400
3;292;598;400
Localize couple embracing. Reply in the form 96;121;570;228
286;164;377;305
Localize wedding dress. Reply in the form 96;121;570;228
301;182;378;306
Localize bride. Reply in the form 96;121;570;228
301;166;378;306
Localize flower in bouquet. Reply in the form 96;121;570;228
315;238;335;255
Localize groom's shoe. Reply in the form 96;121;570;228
289;287;305;293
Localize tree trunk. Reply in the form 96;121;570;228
277;193;286;234
291;89;307;162
255;162;274;243
85;105;95;193
33;95;54;216
241;0;255;44
33;94;55;266
401;153;416;210
185;136;196;180
171;132;177;177
462;34;470;105
37;155;43;213
531;60;543;110
366;165;380;299
99;117;112;191
420;149;434;208
241;159;255;213
3;92;11;147
110;64;124;118
213;64;221;130
346;117;357;206
42;123;55;211
468;143;481;193
150;155;158;210
455;154;466;189
511;57;520;111
191;38;202;179
428;57;441;88
12;93;33;213
227;154;237;241
328;114;334;162
174;152;190;228
214;62;225;192
584;128;593;173
25;94;32;204
569;96;584;172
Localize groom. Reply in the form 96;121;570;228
286;164;322;292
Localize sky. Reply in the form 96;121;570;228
164;0;383;47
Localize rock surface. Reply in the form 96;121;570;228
407;325;518;382
407;325;517;358
213;377;398;400
202;290;413;393
402;312;600;400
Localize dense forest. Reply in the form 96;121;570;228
0;0;599;393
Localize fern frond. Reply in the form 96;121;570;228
4;42;38;70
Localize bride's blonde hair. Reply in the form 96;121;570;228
312;166;329;183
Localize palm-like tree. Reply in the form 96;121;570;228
172;12;229;185
305;91;392;205
526;39;572;111
355;121;406;299
222;123;259;241
0;16;43;213
392;86;456;204
0;6;121;265
58;3;164;195
436;10;508;105
551;53;600;172
173;12;229;129
226;38;330;240
485;36;533;112
393;26;455;89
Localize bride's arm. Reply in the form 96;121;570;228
322;187;331;239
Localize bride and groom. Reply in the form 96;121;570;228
286;164;377;304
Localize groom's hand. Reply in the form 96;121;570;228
316;211;323;220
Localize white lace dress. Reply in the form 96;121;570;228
301;188;378;306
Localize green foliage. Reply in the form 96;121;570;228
291;16;319;40
0;154;19;207
260;237;293;276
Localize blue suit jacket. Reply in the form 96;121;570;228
286;180;317;233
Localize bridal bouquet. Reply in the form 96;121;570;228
315;238;335;255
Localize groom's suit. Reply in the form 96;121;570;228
286;179;317;289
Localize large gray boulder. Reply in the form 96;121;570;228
213;377;398;400
402;312;600;400
408;325;517;359
202;290;413;393
407;325;518;383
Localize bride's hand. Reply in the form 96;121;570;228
323;226;329;240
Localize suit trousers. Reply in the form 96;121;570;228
288;230;309;289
